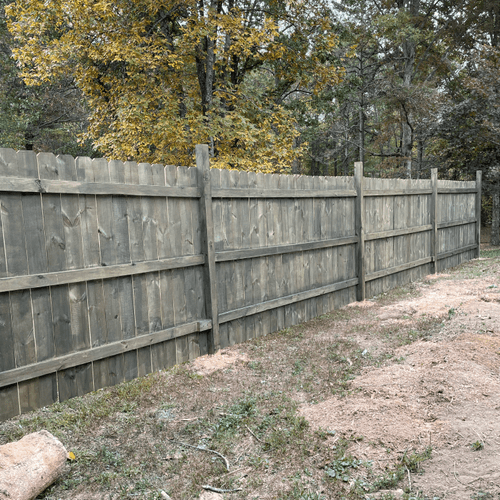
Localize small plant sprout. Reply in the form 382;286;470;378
470;441;484;451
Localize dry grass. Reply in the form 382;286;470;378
1;250;499;500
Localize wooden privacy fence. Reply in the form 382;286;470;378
0;146;481;421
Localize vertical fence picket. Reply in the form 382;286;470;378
183;167;199;361
172;168;190;364
113;161;136;382
92;158;118;390
154;163;177;372
212;168;229;349
431;168;438;273
298;176;310;321
273;175;285;332
281;174;293;328
230;169;245;344
76;157;104;394
247;171;259;339
59;155;93;397
37;154;74;402
256;172;269;338
131;163;152;376
237;170;252;341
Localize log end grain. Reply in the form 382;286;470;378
0;430;68;500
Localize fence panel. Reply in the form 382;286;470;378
437;180;478;271
0;149;210;421
0;147;481;421
213;170;357;347
364;177;433;298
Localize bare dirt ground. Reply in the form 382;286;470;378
299;269;500;500
1;232;499;500
191;235;500;499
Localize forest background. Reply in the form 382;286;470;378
0;0;499;244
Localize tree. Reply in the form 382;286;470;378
324;0;490;179
0;0;91;154
428;0;500;244
435;45;500;245
7;0;343;171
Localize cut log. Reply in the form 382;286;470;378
0;430;68;500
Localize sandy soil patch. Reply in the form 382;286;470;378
189;348;249;376
299;268;500;499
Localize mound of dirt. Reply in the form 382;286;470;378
299;273;500;500
189;348;249;376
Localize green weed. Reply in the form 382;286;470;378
292;360;305;375
280;481;325;500
370;468;406;490
324;457;366;482
264;413;309;454
470;491;496;500
369;447;432;492
402;446;432;473
470;441;484;451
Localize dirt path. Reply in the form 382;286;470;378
170;254;500;499
297;264;500;499
188;251;500;499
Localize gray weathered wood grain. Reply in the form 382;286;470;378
0;176;201;198
56;154;93;398
354;163;365;301
0;320;210;388
92;158;118;390
0;147;484;421
220;169;236;345
238;171;254;341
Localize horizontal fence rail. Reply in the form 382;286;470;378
212;188;358;198
215;237;359;262
0;178;202;198
0;256;205;293
0;146;482;421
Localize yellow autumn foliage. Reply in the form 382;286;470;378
7;0;343;171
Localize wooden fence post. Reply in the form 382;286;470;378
354;162;365;301
431;168;438;273
196;144;220;354
475;170;482;258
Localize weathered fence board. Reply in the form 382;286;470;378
0;146;482;421
363;176;434;298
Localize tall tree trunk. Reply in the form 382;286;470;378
359;105;365;164
399;0;419;178
492;179;500;246
401;54;414;178
490;0;500;47
344;125;349;176
195;0;219;156
204;1;217;111
292;136;300;174
195;0;217;116
359;54;365;164
24;130;35;150
310;139;319;175
416;139;424;179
